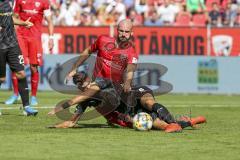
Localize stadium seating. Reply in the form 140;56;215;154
192;14;207;26
175;12;191;26
206;0;220;11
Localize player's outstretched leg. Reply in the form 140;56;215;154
16;71;38;116
179;116;207;127
5;73;20;105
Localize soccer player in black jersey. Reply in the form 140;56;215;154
0;0;38;115
51;72;206;132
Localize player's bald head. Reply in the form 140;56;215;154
117;19;134;43
117;19;133;31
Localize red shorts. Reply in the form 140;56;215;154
17;36;43;66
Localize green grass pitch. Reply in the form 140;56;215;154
0;91;240;160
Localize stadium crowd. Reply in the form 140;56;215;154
45;0;240;27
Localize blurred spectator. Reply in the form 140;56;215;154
127;8;143;26
175;4;192;26
123;0;135;9
234;4;240;26
92;6;107;26
82;0;97;14
77;0;87;6
135;0;149;17
93;0;107;10
46;0;240;27
106;0;126;22
144;10;163;26
52;8;61;26
187;0;205;14
156;0;180;25
57;0;81;26
80;12;93;26
222;1;238;26
208;2;222;26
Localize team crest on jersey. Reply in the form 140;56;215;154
22;1;26;4
139;88;145;92
35;2;40;7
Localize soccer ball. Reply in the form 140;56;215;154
133;112;153;131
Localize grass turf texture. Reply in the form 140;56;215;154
0;91;240;160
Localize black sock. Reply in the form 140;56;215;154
18;77;29;107
152;103;176;124
177;121;192;129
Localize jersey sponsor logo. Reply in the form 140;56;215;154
23;9;38;14
22;0;26;4
138;88;145;92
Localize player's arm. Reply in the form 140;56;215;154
124;47;138;92
12;16;33;27
123;64;137;92
67;46;92;79
44;9;54;50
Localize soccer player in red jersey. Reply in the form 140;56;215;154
5;0;54;105
48;19;138;115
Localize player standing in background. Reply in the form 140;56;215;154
0;0;38;116
5;0;54;105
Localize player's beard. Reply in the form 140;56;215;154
117;36;133;49
118;35;131;42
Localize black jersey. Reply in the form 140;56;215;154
0;0;18;49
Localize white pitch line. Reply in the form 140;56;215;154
0;106;55;110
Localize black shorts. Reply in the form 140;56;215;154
94;77;113;90
132;86;154;98
0;45;24;78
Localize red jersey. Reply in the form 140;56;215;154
90;35;138;83
14;0;50;38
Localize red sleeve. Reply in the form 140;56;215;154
13;0;21;14
127;47;138;64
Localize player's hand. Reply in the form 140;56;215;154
47;109;56;116
54;121;75;128
48;38;54;51
24;17;33;28
123;82;131;93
